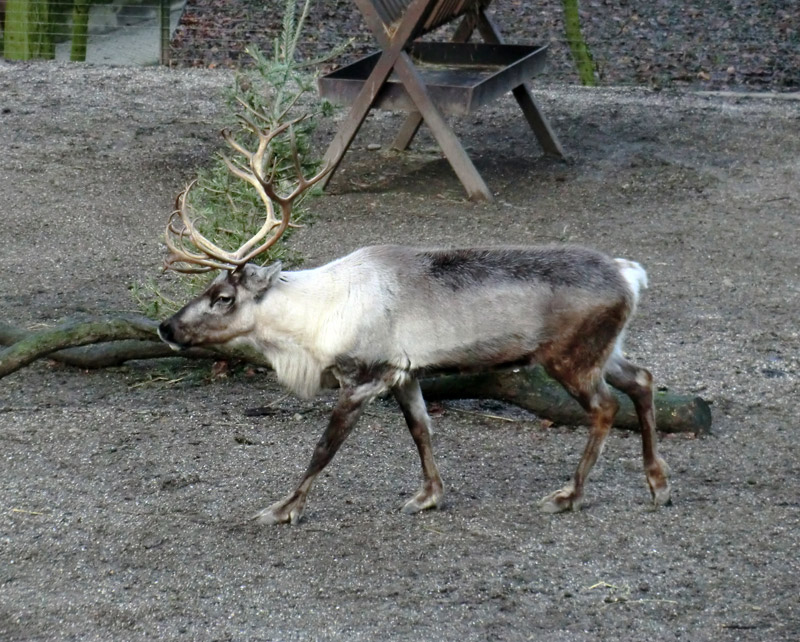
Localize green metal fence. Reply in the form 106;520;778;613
0;0;182;64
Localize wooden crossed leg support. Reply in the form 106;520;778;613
320;0;564;201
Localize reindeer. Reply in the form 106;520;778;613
158;115;670;525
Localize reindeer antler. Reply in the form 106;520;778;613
164;112;333;273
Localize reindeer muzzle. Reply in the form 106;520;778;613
157;322;187;351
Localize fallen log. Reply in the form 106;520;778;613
0;320;218;370
421;367;711;435
0;316;158;377
0;317;269;377
1;317;710;434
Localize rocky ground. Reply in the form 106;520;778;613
1;12;799;642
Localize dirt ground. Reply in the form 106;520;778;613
1;61;799;641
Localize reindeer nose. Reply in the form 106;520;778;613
157;321;179;348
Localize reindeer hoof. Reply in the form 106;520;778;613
647;457;671;508
648;478;672;508
253;493;306;525
401;483;444;514
538;484;582;513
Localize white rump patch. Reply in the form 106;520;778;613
614;258;648;304
610;258;649;362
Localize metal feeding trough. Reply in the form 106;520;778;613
319;42;549;116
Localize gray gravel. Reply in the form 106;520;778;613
1;61;799;641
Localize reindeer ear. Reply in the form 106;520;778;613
241;262;283;295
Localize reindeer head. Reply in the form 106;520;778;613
158;262;283;349
157;111;332;351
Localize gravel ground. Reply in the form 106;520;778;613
1;56;799;641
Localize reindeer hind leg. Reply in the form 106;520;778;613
538;364;620;513
605;353;671;507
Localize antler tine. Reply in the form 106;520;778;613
164;181;245;273
228;112;306;164
175;181;246;263
218;152;283;260
237;115;334;209
284;126;336;203
163;217;228;274
165;212;236;272
234;98;307;139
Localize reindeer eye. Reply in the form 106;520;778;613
214;295;234;307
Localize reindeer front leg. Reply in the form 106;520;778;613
254;385;368;525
